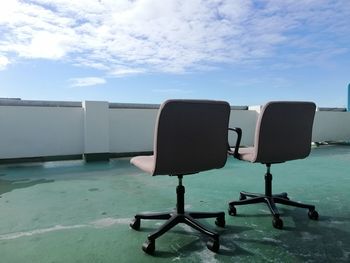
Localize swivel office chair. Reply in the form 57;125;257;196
130;99;231;254
228;101;319;229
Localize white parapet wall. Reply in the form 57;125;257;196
228;109;258;147
83;101;110;160
109;107;158;153
0;99;349;161
0;103;84;159
313;110;350;142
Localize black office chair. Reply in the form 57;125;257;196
130;99;230;254
228;101;319;229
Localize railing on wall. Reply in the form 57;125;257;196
0;99;349;163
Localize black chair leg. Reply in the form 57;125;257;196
274;197;319;220
273;192;288;199
130;176;225;254
240;191;264;199
264;197;280;217
274;197;315;210
189;211;224;219
228;191;319;229
131;211;223;254
130;212;171;231
135;212;172;220
148;214;180;240
228;168;318;229
184;214;219;239
189;211;225;227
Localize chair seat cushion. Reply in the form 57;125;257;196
130;155;155;174
230;147;256;162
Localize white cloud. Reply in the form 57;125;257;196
110;66;145;77
0;0;349;75
0;55;10;70
19;31;75;59
69;77;106;87
152;88;193;94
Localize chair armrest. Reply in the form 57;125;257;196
228;127;242;158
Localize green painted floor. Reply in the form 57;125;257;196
0;145;349;262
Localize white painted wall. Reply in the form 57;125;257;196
228;110;258;147
109;108;158;153
0;106;84;159
313;111;350;142
83;101;109;154
1;100;350;160
108;108;258;153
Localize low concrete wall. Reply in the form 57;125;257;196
109;108;158;153
313;111;350;142
0;99;349;162
83;101;109;155
0;105;84;159
108;106;258;154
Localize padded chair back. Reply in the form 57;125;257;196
153;99;231;175
253;101;316;164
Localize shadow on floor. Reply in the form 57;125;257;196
0;175;54;197
228;207;350;262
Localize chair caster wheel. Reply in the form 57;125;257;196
282;194;290;201
207;238;220;253
272;217;283;229
142;239;155;255
280;192;289;200
239;193;246;200
228;205;236;216
308;210;319;220
130;218;140;230
215;215;225;228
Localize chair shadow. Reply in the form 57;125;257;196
154;233;255;258
132;220;254;258
229;207;350;261
148;207;350;262
280;212;350;261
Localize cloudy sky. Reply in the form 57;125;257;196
0;0;349;106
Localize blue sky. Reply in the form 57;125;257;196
0;0;349;107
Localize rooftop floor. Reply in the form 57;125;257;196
0;145;349;262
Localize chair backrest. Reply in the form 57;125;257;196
153;99;231;176
253;101;316;164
